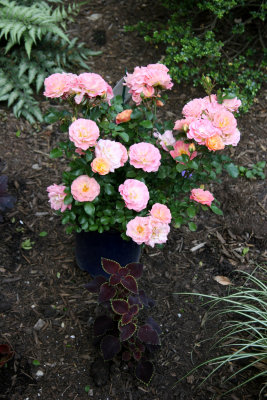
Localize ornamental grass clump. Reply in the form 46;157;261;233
176;268;267;396
85;258;161;385
45;64;242;246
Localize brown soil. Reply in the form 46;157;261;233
0;1;266;399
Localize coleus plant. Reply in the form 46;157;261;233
0;175;16;222
85;258;161;385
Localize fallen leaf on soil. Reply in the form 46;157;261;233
213;275;232;285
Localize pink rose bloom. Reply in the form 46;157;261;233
126;216;152;245
222;128;241;146
129;142;161;172
187;119;220;145
190;188;214;207
43;73;75;98
222;97;242;112
150;203;171;224
182;98;206;118
47;184;71;212
154;130;176;151
71;175;100;202
75;73;113;104
170;140;197;162
203;95;224;117
95;139;127;172
212;110;237;135
75;148;86;156
119;179;149;212
174;117;195;131
145;217;170;247
69;119;99;150
146;63;173;90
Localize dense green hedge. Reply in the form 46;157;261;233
126;0;266;112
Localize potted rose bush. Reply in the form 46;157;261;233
45;64;241;276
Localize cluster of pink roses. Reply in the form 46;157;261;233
44;72;113;105
174;95;241;150
124;64;173;105
126;203;171;247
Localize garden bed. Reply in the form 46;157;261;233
0;1;266;399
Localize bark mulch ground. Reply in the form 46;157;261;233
0;1;266;399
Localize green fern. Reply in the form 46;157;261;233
0;1;101;123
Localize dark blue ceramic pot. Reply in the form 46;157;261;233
75;230;141;278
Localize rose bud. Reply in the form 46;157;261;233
116;109;132;124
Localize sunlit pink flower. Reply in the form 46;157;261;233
222;128;241;146
170;140;197;162
91;157;110;175
95;139;127;172
146;63;173;90
119;179;149;212
174;117;195;131
203;95;224;117
222;97;242;112
145;217;170;247
75;148;86;156
213;110;237;135
75;73;113;104
187;119;220;145
129;142;161;172
126;216;152;245
71;175;100;202
47;184;71;212
154;130;176;151
182;98;206;118
69;119;99;150
190;188;214;206
44;73;75;98
206;135;225;151
150;203;171;224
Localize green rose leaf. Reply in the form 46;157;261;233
105;184;115;195
64;194;73;205
118;131;129;142
186;206;196;218
84;203;95;216
176;163;186;172
225;163;239;178
210;204;223;215
116;201;124;210
140;120;153;129
100;216;110;225
188;222;197;231
50;148;63;158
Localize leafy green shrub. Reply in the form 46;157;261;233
0;0;101;123
176;267;267;396
125;0;266;112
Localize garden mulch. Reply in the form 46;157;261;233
0;1;266;399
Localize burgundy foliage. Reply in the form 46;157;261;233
85;258;161;385
0;175;16;222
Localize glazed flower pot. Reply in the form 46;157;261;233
75;230;141;278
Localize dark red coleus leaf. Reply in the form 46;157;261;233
135;360;154;385
100;335;121;361
146;317;162;335
136;341;145;353
109;274;121;286
111;299;129;315
0;344;14;367
101;258;120;275
93;316;114;337
84;276;107;293
119;322;137;342
137;324;160;345
118;268;129;277
122;351;131;362
126;262;143;279
98;282;116;303
133;349;142;361
121;275;138;294
121;313;132;325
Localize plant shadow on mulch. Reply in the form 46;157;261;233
0;1;266;399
